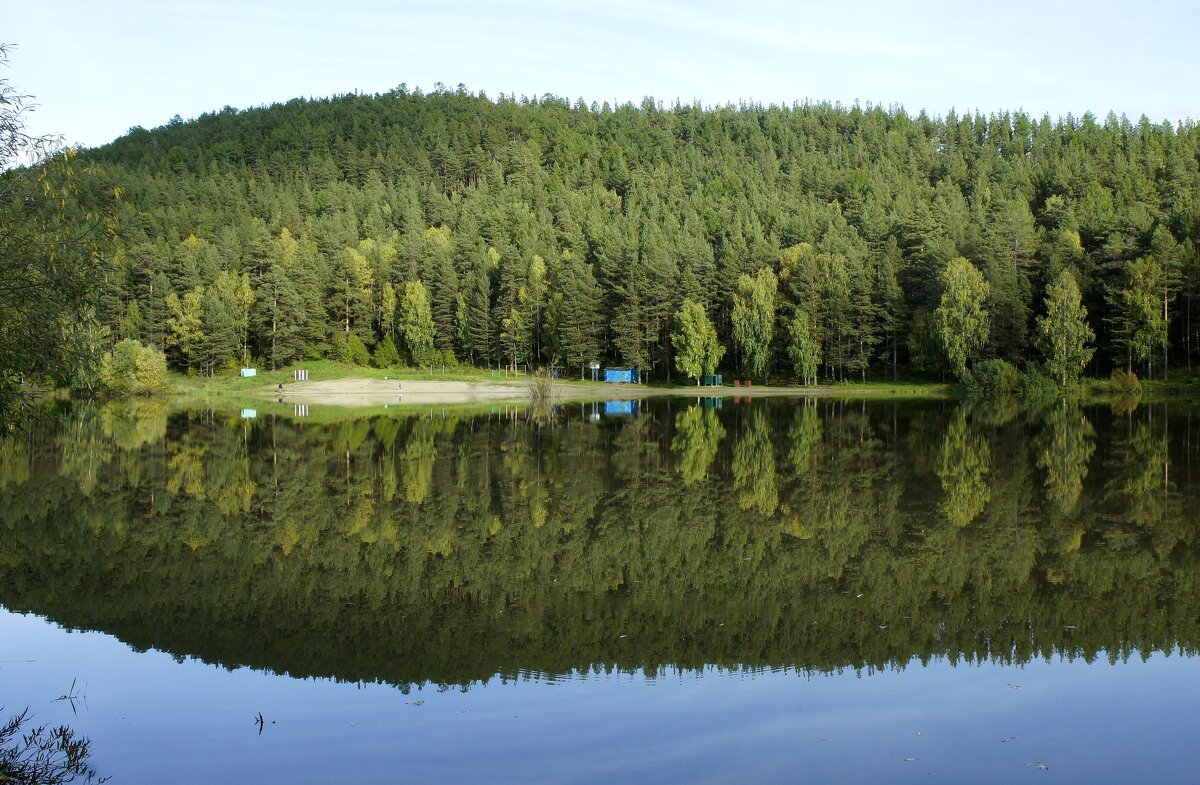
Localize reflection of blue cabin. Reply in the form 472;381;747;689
604;400;638;416
604;367;637;383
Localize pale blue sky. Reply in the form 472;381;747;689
8;0;1199;149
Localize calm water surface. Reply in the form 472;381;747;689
2;397;1199;783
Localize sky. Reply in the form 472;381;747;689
7;0;1200;149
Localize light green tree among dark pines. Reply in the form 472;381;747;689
672;299;724;385
1036;271;1095;387
786;313;820;386
731;268;777;383
399;281;436;366
934;258;990;380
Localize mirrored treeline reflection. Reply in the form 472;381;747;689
1;397;1198;690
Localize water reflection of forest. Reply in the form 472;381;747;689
1;397;1197;690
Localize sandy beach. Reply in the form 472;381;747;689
266;376;904;408
275;378;533;406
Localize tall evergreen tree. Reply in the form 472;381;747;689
254;260;305;369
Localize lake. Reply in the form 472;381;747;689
2;396;1199;783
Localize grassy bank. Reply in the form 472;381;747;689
170;361;959;404
151;361;1200;417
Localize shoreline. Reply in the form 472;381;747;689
268;377;956;407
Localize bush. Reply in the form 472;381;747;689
99;339;171;395
328;332;349;363
966;359;1022;398
1110;368;1142;395
372;336;401;368
1019;367;1061;409
345;334;371;366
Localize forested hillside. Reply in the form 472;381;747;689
77;88;1200;382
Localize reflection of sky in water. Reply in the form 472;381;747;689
4;608;1198;784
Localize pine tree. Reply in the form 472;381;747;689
555;256;603;377
328;246;374;344
254;260;305;369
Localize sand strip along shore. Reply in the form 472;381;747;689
267;377;933;407
274;378;532;406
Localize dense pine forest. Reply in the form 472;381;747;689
69;88;1200;384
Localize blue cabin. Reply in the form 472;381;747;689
603;367;637;384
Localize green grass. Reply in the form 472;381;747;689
156;361;1200;416
169;360;507;402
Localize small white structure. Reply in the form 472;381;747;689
293;369;309;381
241;409;257;419
240;368;257;377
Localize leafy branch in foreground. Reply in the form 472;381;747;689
0;707;107;784
0;43;119;423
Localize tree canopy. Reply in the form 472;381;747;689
12;83;1200;385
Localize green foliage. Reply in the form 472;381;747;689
254;245;306;370
165;288;205;373
731;268;776;382
1036;271;1095;387
0;47;118;418
786;313;820;385
328;331;350;364
372;335;401;368
965;359;1022;399
345;334;371;366
1116;256;1167;373
934;258;990;380
399;281;435;366
98;339;171;395
1019;367;1063;410
1109;368;1142;396
672;299;724;384
18;82;1200;389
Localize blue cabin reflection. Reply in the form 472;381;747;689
603;400;638;416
